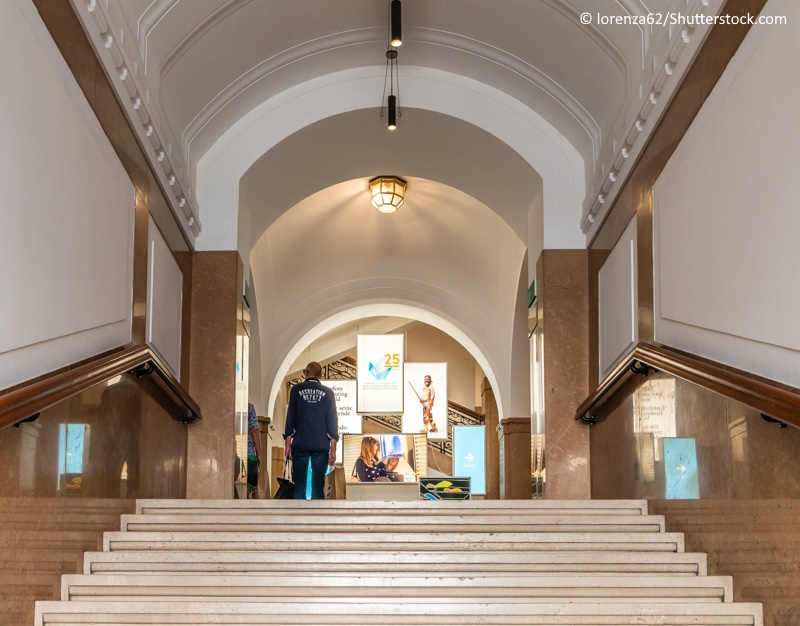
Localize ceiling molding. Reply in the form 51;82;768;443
159;0;257;78
580;0;724;236
74;0;201;238
181;25;606;164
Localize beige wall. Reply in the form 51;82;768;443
653;0;800;388
0;0;134;389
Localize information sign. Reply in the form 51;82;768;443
452;425;486;496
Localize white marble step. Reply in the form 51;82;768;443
120;513;665;533
84;550;707;576
34;600;764;625
103;531;685;553
60;573;734;603
136;499;649;516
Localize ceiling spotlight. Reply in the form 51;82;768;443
390;0;402;47
369;176;407;213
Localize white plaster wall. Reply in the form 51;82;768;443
0;0;134;389
146;216;183;379
598;215;638;380
251;178;527;422
653;0;800;387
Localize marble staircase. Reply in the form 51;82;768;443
35;499;764;625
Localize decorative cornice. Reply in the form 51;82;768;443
76;0;201;238
581;0;722;234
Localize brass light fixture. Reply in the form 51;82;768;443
369;177;407;213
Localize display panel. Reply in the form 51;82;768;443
321;380;359;465
663;438;700;500
420;477;471;500
357;334;404;414
402;362;447;440
452;425;486;495
343;433;427;484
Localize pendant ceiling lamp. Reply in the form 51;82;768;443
390;0;402;47
381;1;401;131
369;177;407;213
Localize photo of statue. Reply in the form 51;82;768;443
403;363;447;440
409;375;438;434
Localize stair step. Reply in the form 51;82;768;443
103;531;686;553
120;513;665;533
84;550;707;576
34;600;764;625
137;499;649;515
60;573;733;602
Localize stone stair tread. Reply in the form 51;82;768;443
82;549;707;575
34;600;764;625
60;573;734;602
137;499;649;515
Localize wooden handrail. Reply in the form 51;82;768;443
0;344;201;430
576;342;800;429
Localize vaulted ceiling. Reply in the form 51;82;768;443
74;0;721;245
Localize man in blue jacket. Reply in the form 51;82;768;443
283;361;339;499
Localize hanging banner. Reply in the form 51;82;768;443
357;334;404;414
403;362;447;440
321;380;359;464
452;425;486;496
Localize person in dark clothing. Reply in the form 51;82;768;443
353;436;399;482
283;362;338;499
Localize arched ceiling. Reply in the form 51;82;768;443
74;0;722;246
239;108;540;249
250;177;528;419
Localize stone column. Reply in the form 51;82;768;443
482;378;500;500
187;251;242;499
498;417;532;499
539;250;591;499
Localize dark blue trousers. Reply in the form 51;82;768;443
291;448;328;500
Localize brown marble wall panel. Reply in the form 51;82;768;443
174;251;194;388
0;374;187;499
482;378;500;500
540;250;591;499
187;252;241;499
591;375;800;500
498;417;532;500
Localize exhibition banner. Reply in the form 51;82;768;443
321;380;359;464
343;433;426;483
357;334;404;414
403;362;447;440
452;425;486;495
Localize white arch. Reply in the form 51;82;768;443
195;65;586;253
266;303;506;424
